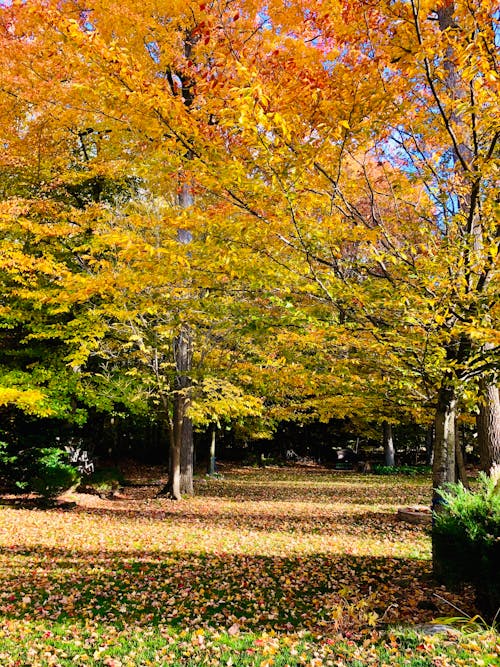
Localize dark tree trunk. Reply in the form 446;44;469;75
432;384;458;577
383;421;395;467
180;414;194;495
432;384;456;503
161;326;193;500
476;381;500;475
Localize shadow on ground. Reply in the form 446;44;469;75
0;545;475;633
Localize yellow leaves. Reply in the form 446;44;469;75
2;466;495;665
189;377;263;427
64;18;85;41
0;386;51;415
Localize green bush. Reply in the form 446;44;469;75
435;474;500;543
0;445;80;498
0;441;18;485
372;464;431;476
22;448;80;498
433;474;500;622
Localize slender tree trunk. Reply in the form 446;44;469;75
177;185;194;496
476;381;500;475
383;421;395;467
162;29;197;499
425;424;434;466
208;427;217;476
455;418;469;488
169;415;181;500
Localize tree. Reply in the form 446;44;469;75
193;0;499;495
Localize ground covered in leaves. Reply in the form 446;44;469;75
0;465;498;666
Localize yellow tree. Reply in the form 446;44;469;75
0;0;304;497
193;0;499;492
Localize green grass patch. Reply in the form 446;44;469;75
0;621;498;666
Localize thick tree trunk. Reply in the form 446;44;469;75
383;421;395;467
432;384;456;502
432;384;457;577
180;414;194;495
476;381;500;475
162;325;193;500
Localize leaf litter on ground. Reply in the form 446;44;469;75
0;464;498;666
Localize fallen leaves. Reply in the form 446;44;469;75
0;466;496;666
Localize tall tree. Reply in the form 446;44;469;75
1;0;498;496
197;0;499;495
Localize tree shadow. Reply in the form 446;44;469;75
55;502;425;539
0;545;475;633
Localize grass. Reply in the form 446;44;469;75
0;465;497;666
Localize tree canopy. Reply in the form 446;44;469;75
0;0;498;495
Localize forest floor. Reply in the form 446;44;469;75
0;464;498;666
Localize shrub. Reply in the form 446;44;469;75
22;448;81;498
434;474;500;543
433;474;500;622
0;445;80;499
372;464;431;476
79;467;124;496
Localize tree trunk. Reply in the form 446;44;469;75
169;416;181;500
425;424;434;466
476;381;500;475
383;421;395;467
432;384;456;504
180;413;194;495
163;325;193;500
455;418;469;488
208;427;217;476
432;383;457;577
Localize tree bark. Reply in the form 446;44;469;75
476;381;500;475
455;418;468;488
164;325;193;500
432;383;456;504
425;424;434;466
432;383;457;577
383;421;395;467
180;412;194;495
168;415;181;500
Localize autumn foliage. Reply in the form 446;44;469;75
0;1;498;495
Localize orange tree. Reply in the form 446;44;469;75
0;0;316;494
194;0;499;491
